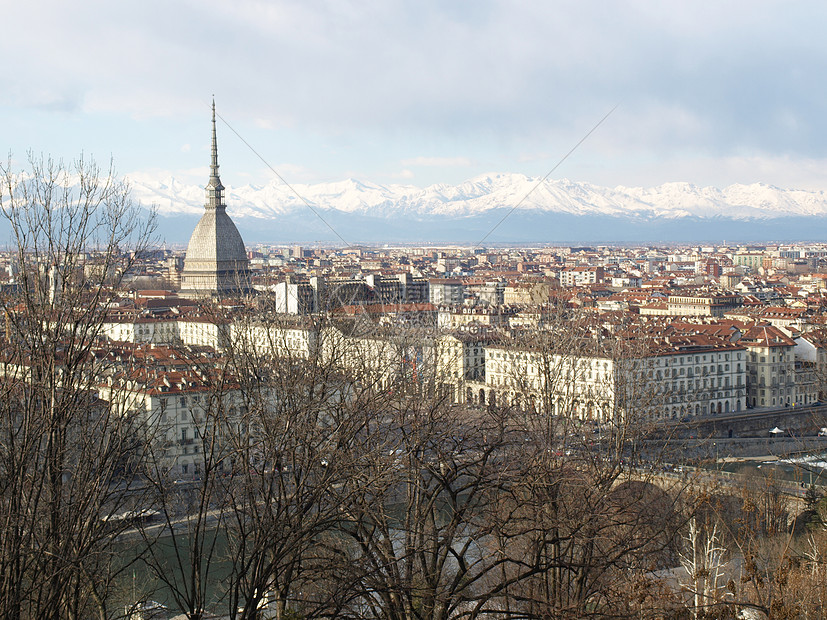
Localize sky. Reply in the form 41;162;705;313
4;0;827;194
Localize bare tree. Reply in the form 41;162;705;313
134;350;241;620
476;313;693;618
0;153;156;619
325;379;517;619
678;516;728;619
219;309;365;620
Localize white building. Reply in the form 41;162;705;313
230;319;319;360
429;279;464;306
99;366;243;478
482;332;747;421
740;324;797;408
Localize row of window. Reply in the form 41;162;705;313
160;395;201;408
654;351;742;365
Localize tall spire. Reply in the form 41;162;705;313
205;98;225;211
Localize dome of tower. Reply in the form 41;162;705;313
184;209;247;266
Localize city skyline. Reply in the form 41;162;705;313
4;1;827;199
3;117;827;616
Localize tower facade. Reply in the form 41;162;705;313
180;101;251;298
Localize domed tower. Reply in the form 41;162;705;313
180;100;251;298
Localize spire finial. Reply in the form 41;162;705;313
210;99;219;178
205;98;225;210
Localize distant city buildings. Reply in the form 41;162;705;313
8;115;827;482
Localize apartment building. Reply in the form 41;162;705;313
559;266;604;287
739;325;796;408
101;369;243;478
435;331;498;403
666;292;741;317
481;332;746;421
437;305;517;330
429;279;465;305
102;310;232;351
230;318;319;360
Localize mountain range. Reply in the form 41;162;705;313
128;173;827;245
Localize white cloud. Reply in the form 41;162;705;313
254;118;275;130
5;0;827;192
264;163;319;184
126;166;209;186
401;156;472;167
673;155;827;192
517;152;553;163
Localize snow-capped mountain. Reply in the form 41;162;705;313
126;173;827;244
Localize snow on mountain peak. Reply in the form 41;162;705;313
126;173;827;222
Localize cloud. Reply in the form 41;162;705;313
265;163;319;184
1;87;81;113
254;118;275;130
126;166;210;186
5;0;827;190
517;152;553;164
662;155;827;192
401;157;472;167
